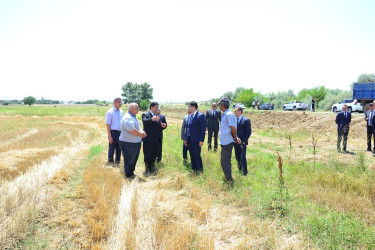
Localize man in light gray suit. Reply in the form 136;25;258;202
206;103;221;151
365;103;375;151
181;110;192;160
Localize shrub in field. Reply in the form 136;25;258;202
139;99;149;111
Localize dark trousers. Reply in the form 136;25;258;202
157;138;163;162
337;126;349;150
183;143;188;159
207;127;219;149
119;141;141;177
234;144;247;175
143;140;159;168
108;130;121;164
367;125;375;150
221;143;234;181
188;141;203;171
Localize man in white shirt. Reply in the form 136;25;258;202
105;97;124;165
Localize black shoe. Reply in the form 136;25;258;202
126;173;136;179
343;149;348;153
367;148;372;152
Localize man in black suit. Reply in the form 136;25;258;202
233;107;252;176
184;101;207;173
142;102;167;173
364;103;375;151
156;108;167;162
335;104;351;152
206;103;221;151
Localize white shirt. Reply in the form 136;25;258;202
105;107;124;131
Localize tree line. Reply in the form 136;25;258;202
210;73;375;111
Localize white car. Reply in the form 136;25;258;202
331;99;363;113
283;101;309;111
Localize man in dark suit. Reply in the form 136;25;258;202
233;107;251;176
335;104;351;152
184;101;206;173
365;104;375;151
156;108;167;162
206;103;221;151
142;102;167;173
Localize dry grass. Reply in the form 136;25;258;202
0;116;101;182
82;156;123;247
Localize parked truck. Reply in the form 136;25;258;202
283;100;309;111
352;83;375;113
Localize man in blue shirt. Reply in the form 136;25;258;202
105;97;124;165
119;103;147;179
218;97;241;183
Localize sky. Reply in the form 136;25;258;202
0;0;374;102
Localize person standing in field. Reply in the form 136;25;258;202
119;103;146;179
252;101;256;109
105;97;124;166
142;102;166;173
184;101;206;173
233;107;251;176
156;108;168;163
218;97;241;183
336;104;351;152
311;97;316;112
365;103;375;151
206;102;221;152
181;109;192;161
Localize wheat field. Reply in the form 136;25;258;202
0;105;375;249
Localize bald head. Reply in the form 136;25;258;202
128;103;139;115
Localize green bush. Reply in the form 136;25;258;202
139;99;149;111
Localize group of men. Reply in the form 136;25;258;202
335;102;375;152
181;98;252;182
106;96;252;182
105;98;167;179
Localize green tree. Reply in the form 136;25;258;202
357;73;375;83
121;82;153;104
235;88;264;107
297;86;328;104
23;96;36;106
222;91;233;102
232;87;246;101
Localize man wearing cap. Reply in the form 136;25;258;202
105;97;124;165
335;104;351;152
206;103;221;152
184;101;206;173
233;107;251;176
218;97;241;183
365;103;375;151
